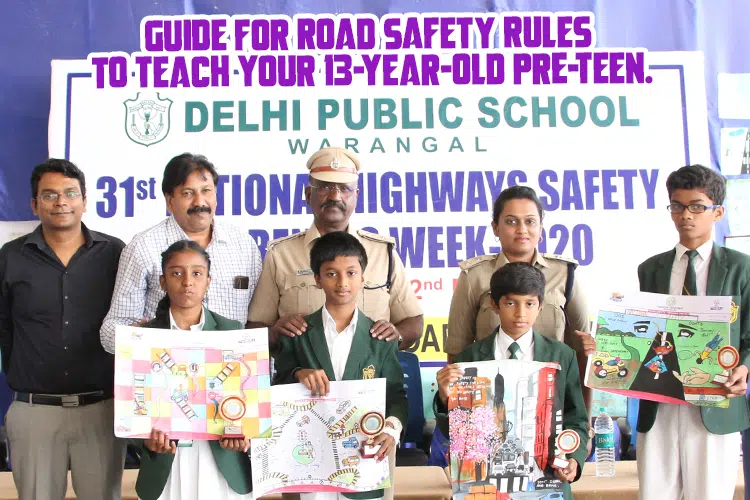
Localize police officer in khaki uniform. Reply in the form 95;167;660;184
247;147;423;349
445;186;592;409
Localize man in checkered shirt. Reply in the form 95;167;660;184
99;153;262;353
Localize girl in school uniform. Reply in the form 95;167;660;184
134;240;253;500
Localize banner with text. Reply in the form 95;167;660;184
50;50;708;370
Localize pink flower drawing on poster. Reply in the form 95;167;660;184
449;408;472;486
450;405;499;485
471;405;499;455
468;405;499;482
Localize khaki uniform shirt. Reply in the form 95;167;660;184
247;224;423;325
445;251;589;356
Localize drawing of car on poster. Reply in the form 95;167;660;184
342;436;359;449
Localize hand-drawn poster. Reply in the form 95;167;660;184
250;379;391;497
448;360;569;499
113;325;272;439
584;291;735;407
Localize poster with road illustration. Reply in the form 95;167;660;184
448;359;571;499
584;291;736;407
250;379;390;497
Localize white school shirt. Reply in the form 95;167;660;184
300;306;383;500
669;240;713;296
494;328;535;361
323;305;358;381
144;307;253;500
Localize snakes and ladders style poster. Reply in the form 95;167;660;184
448;360;569;499
113;325;272;439
584;291;736;407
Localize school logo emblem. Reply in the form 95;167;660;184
123;92;172;147
362;365;375;380
609;292;624;302
666;296;677;307
730;301;739;323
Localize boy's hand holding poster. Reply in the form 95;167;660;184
447;360;571;498
584;291;737;407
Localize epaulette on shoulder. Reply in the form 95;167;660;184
267;231;306;249
356;229;396;245
458;254;496;271
542;253;579;266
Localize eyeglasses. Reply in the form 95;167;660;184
38;191;82;203
311;184;357;196
666;202;721;214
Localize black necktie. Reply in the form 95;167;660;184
683;249;698;296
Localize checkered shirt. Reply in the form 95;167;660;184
100;217;261;353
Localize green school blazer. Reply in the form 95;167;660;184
636;244;750;434
433;330;589;500
273;308;408;500
133;309;253;500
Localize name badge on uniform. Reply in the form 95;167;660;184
296;268;314;276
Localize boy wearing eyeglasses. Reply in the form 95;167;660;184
628;165;748;500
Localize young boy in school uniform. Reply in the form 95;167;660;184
632;165;750;500
434;262;589;500
273;231;408;500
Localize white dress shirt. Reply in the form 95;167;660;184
169;307;206;330
148;307;253;500
322;305;358;381
670;240;713;296
494;328;535;361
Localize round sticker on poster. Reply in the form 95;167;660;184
220;396;247;421
556;430;581;454
718;345;740;370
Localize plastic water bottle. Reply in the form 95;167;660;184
594;407;616;477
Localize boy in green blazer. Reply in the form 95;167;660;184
634;165;748;500
577;165;750;499
434;262;588;500
273;231;408;500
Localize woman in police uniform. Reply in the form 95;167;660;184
444;186;591;393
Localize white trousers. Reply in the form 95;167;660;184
637;404;741;500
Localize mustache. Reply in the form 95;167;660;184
187;205;212;215
321;201;346;211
